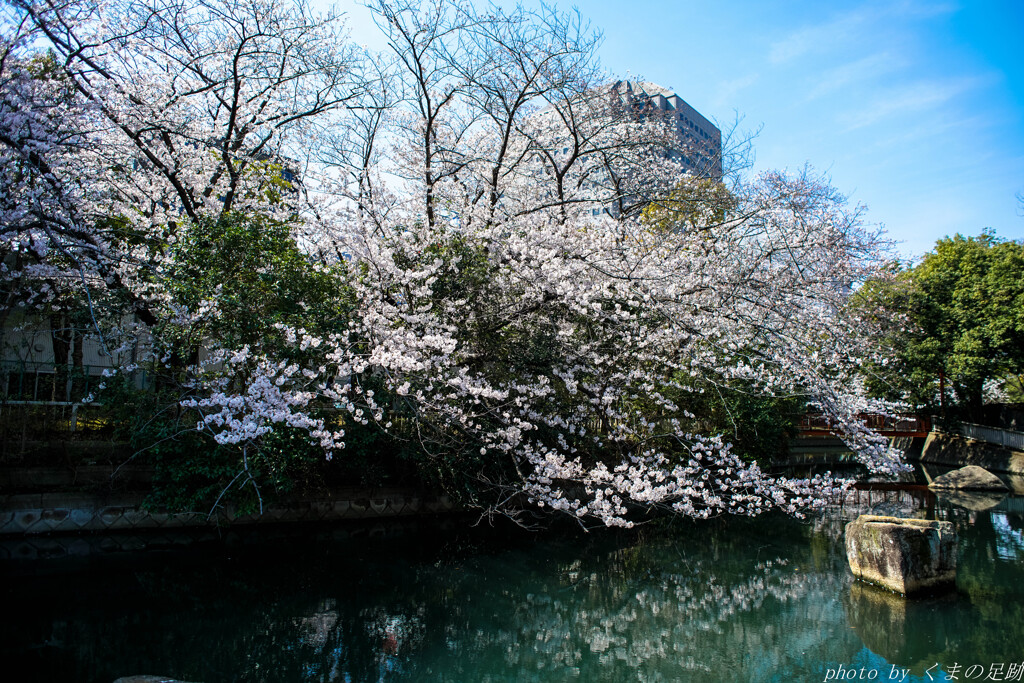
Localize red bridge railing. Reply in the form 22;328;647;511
797;413;932;438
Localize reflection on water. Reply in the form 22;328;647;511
3;491;1024;683
844;581;966;675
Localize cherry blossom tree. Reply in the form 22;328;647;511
2;0;905;524
1;0;364;507
2;0;359;327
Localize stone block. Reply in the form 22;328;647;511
40;508;69;524
845;515;957;595
15;509;42;533
98;506;126;527
70;508;96;528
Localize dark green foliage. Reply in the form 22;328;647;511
163;212;355;358
622;374;801;467
96;213;361;511
694;385;802;465
98;377;244;512
856;231;1024;417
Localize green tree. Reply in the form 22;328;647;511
640;177;737;234
857;231;1024;417
163;212;355;358
101;212;365;512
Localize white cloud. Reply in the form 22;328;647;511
837;76;989;130
769;9;871;64
712;74;759;108
805;52;902;100
769;0;958;65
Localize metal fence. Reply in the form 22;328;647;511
0;361;119;439
960;422;1024;451
0;360;102;404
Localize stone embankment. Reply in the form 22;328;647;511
1;442;457;540
0;486;455;537
916;431;1024;475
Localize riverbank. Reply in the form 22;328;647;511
1;438;457;537
5;430;1022;540
913;431;1024;475
0;487;456;537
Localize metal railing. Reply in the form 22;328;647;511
0;360;102;403
960;422;1024;451
797;413;932;437
0;361;139;438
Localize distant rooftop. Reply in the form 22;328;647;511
611;80;676;98
609;80;719;138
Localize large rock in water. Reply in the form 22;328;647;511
845;515;957;595
929;465;1008;491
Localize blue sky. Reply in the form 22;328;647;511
333;0;1024;258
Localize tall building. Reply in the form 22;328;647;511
610;80;722;181
525;78;724;219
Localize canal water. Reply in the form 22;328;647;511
3;486;1024;683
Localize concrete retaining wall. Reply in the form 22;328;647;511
917;431;1024;475
0;488;456;536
